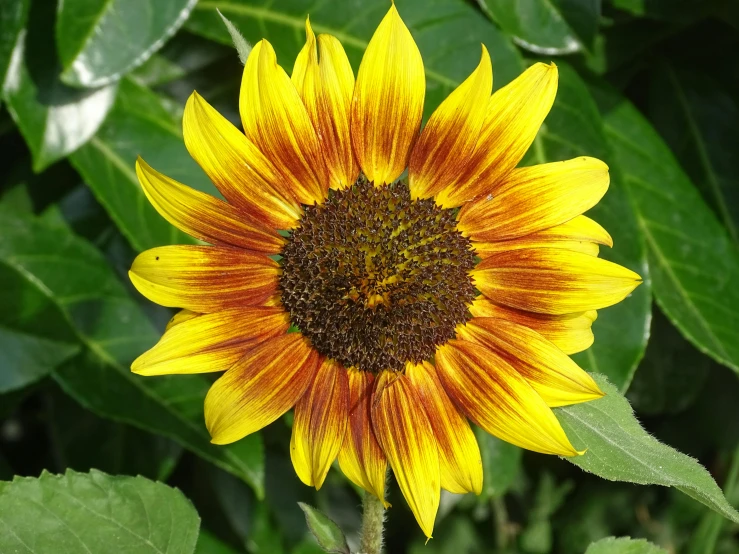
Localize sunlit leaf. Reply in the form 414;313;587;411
0;470;200;554
56;0;198;88
585;536;668;553
2;1;117;172
0;0;29;97
479;0;599;54
556;374;739;523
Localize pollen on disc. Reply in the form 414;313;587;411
279;177;476;373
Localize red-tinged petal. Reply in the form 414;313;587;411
290;358;349;489
292;19;358;189
205;333;320;444
471;248;642;315
436;339;580;456
136;157;284;254
129;245;279;313
457;157;610;241
241;40;328;204
338;369;389;506
469;297;597;355
409;45;492;200
435;63;558;208
372;371;440;539
132;307;290;376
183;92;302;230
472;215;613;259
458;318;604;407
351;4;425;185
405;362;482;495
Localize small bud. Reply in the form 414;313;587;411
298;502;350;554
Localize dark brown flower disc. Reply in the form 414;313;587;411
279;177;476;372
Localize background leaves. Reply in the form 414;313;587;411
1;0;739;552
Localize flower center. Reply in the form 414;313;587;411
279;177;476;372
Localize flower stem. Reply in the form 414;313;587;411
359;491;385;554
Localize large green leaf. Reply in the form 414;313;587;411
479;0;599;55
529;63;650;391
0;209;265;495
649;65;739;246
2;0;117;172
585;536;668;554
186;0;524;115
56;0;198;88
0;0;28;91
626;308;710;416
555;374;739;523
69;78;216;252
0;469;200;554
591;82;739;373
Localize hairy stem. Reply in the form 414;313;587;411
359;491;385;554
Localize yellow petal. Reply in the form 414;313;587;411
435;63;558;208
471;248;642;315
472;216;613;259
183;92;301;230
458;318;604;407
338;369;388;506
205;333;320;444
409;45;492;201
372;371;440;539
241;40;327;205
290;358;349;489
469;297;597;355
132;307;289;376
293;19;358;189
165;309;199;331
405;362;482;494
458;157;610;241
436;339;579;455
350;4;425;185
129;246;279;313
136;157;284;254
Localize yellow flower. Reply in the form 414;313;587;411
129;4;641;539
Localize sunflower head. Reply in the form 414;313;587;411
129;3;641;539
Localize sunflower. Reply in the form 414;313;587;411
129;4;641;538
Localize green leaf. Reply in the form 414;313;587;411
196;530;241;554
480;0;598;55
0;469;200;554
530;63;651;391
591;81;739;374
0;327;78;393
648;65;739;246
585;536;668;554
298;503;350;554
627;308;710;416
555;373;739;524
217;9;252;64
69;77;216;252
474;425;521;500
0;0;29;92
2;0;117;172
0;208;265;495
47;390;182;481
186;0;525;115
56;0;198;88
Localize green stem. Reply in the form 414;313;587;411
359;491;385;554
492;496;509;550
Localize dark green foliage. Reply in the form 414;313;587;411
1;0;738;552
